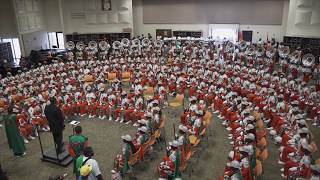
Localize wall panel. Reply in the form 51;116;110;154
143;0;284;25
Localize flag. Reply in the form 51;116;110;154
238;30;243;41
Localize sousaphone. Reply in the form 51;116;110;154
289;50;301;64
99;41;110;51
302;53;315;67
66;41;75;50
112;41;122;50
226;42;234;53
255;46;265;57
279;46;290;58
239;41;247;51
132;38;141;47
88;41;98;50
121;38;130;48
245;45;255;56
76;41;85;51
155;40;163;48
141;38;151;47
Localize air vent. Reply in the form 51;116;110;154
70;12;85;19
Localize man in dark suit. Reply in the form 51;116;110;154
45;97;65;154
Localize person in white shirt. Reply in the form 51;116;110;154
79;147;103;180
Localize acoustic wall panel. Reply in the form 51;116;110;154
143;0;284;25
118;13;130;23
27;15;36;29
107;12;118;23
25;0;33;11
32;0;39;11
119;0;130;10
18;16;28;31
97;13;108;24
294;10;312;25
85;13;97;24
85;0;97;10
311;11;320;25
297;0;313;7
35;15;42;28
16;0;25;14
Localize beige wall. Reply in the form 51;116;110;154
61;0;133;34
286;0;320;37
133;0;289;42
0;0;19;38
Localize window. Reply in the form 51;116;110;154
47;32;65;49
211;28;238;43
209;24;239;43
2;38;21;66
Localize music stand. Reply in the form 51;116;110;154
69;120;80;134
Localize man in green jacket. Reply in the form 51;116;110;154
4;105;26;156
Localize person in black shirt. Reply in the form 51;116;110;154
44;97;65;154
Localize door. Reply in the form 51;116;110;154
242;31;253;42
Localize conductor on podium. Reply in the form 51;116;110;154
45;97;65;154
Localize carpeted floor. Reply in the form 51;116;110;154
0;95;319;180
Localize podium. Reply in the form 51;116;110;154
38;129;73;167
41;145;73;167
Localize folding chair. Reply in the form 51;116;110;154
169;94;184;108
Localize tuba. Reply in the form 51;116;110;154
131;38;141;47
99;41;110;51
302;53;315;67
112;41;122;50
255;46;265;57
66;41;75;50
239;41;247;51
289;50;301;64
278;46;290;58
88;41;97;50
76;41;85;51
226;42;234;53
121;38;130;47
141;38;151;47
245;45;255;56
